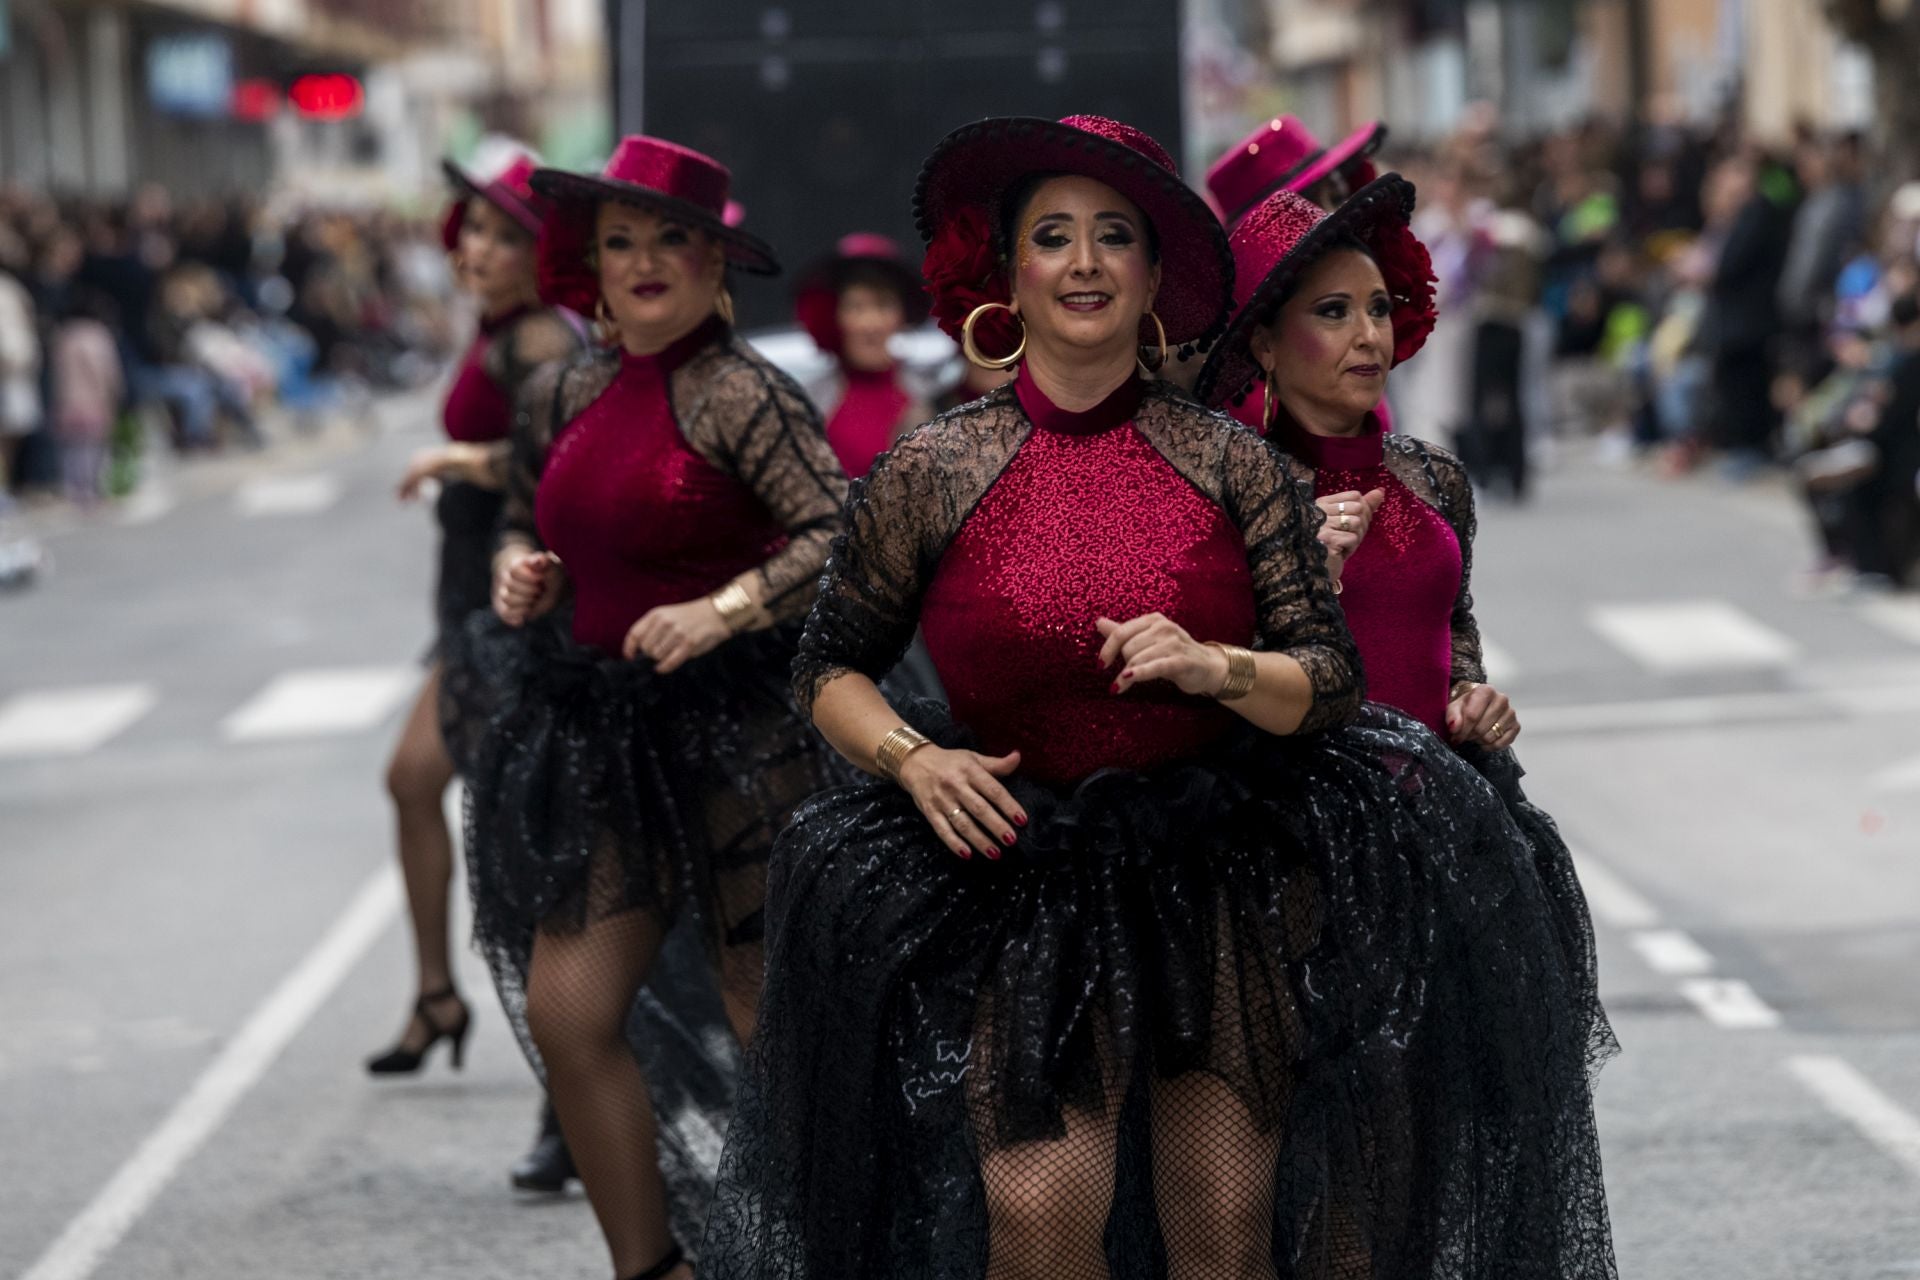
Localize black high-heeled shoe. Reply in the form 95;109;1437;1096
622;1243;685;1280
364;987;471;1076
509;1100;577;1193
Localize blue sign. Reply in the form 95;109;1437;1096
146;33;234;118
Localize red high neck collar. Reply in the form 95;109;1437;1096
1274;409;1385;470
620;314;729;376
1014;367;1146;435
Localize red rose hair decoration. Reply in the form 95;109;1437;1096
536;207;602;321
795;285;841;353
1374;220;1438;365
921;204;1021;355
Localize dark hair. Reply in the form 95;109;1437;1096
996;170;1162;267
1893;292;1920;331
837;261;908;305
1258;231;1375;326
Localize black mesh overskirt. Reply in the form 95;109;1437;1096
430;480;504;665
701;699;1616;1279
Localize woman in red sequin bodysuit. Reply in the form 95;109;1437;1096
365;152;580;1086
703;116;1615;1280
455;136;847;1280
1197;178;1616;1073
793;233;935;480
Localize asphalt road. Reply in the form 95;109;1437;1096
3;394;1918;1278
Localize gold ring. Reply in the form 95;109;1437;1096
1338;501;1349;516
1489;721;1504;737
949;806;966;825
1340;515;1353;531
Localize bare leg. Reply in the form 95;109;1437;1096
382;666;461;1051
527;905;691;1280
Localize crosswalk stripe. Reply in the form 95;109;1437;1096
1629;928;1715;976
1679;977;1782;1029
0;685;157;758
220;667;415;742
1786;1055;1920;1180
1858;596;1920;647
234;474;342;518
1588;599;1799;673
1569;850;1661;930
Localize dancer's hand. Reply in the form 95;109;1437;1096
397;443;489;500
1448;681;1519;748
623;599;731;672
494;550;563;625
1097;614;1229;697
897;746;1026;860
1315;488;1386;570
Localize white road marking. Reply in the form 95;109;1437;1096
1588;599;1799;673
1858;596;1920;647
1629;928;1715;976
115;488;176;526
0;685;157;758
1869;755;1920;792
1787;1055;1920;1180
1678;978;1782;1030
221;667;414;742
1569;850;1661;930
234;473;341;517
1480;637;1521;685
17;866;401;1280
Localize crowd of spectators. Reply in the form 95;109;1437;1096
1384;106;1920;589
0;184;459;510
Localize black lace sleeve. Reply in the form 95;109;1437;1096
792;385;1028;711
1131;384;1361;734
501;349;618;552
481;309;584;489
1218;425;1364;732
1388;436;1486;687
674;338;850;625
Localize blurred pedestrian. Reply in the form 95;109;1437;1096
0;227;43;502
50;289;123;507
1700;153;1792;471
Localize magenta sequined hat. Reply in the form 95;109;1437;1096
440;152;551;251
1205;117;1388;228
531;135;780;276
913;114;1234;348
1195;175;1438;410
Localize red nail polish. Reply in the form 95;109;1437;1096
1121;669;1133;680
1110;681;1122;694
1002;831;1015;846
985;847;1001;860
955;846;971;860
1014;814;1028;828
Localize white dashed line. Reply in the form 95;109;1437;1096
221;667;414;742
0;685;157;758
1787;1055;1920;1180
1588;600;1799;673
1678;978;1783;1030
235;474;342;517
1628;928;1715;976
1569;850;1661;930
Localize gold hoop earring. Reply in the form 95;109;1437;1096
714;285;735;327
1261;366;1280;434
1137;309;1169;375
594;296;618;346
961;301;1026;370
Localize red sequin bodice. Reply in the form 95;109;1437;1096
920;374;1255;785
825;364;912;479
535;321;786;653
441;306;527;444
1277;416;1460;736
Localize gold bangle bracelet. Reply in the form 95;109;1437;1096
873;726;933;782
709;580;756;632
1206;642;1258;701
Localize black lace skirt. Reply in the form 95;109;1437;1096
701;700;1617;1280
1462;743;1619;1074
430;481;503;665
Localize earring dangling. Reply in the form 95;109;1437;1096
714;285;736;327
1137;309;1169;376
1262;366;1281;434
593;296;619;346
961;301;1026;370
